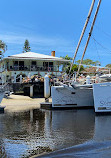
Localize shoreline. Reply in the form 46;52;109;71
1;94;46;112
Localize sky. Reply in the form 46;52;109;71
0;0;111;66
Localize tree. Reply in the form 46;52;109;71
61;55;84;74
23;39;31;52
0;40;7;58
106;64;111;68
76;59;101;66
61;55;72;72
61;55;73;60
65;64;84;74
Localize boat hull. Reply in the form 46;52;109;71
0;91;5;104
93;82;111;112
51;86;94;108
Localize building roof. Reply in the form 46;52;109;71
5;52;69;62
81;67;109;74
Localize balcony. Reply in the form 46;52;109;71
8;65;60;72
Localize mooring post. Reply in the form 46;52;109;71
30;85;34;97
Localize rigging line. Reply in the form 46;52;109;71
88;20;111;39
91;36;111;54
91;36;101;61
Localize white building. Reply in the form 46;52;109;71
0;51;69;83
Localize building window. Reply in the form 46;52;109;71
31;61;36;65
49;62;53;71
43;62;48;71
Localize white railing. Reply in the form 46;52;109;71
8;65;60;72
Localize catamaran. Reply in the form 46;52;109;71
51;0;102;109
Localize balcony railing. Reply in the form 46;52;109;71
7;65;60;72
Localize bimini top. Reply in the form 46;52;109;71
5;52;69;62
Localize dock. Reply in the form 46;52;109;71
40;102;52;109
0;106;6;113
12;81;44;97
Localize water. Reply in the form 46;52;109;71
0;108;111;157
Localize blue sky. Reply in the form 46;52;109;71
0;0;111;66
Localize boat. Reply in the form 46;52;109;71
43;0;111;112
50;0;102;109
0;85;5;112
51;84;93;108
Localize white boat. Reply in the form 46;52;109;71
48;0;102;109
0;86;5;112
0;91;5;103
51;84;93;108
93;82;111;112
99;74;111;81
44;0;106;111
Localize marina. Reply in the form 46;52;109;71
1;95;111;157
0;0;111;157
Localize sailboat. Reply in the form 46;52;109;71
51;0;102;109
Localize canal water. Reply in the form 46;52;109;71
0;108;111;158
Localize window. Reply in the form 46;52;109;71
32;61;36;65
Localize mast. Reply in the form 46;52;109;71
76;0;102;77
69;0;95;74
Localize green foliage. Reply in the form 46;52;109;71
23;39;31;52
61;55;72;72
106;64;111;68
65;64;84;74
61;55;73;60
0;40;7;59
61;55;84;74
76;59;101;66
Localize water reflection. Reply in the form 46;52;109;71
0;109;96;157
2;108;111;157
0;110;46;157
44;109;95;150
38;113;111;158
94;115;111;141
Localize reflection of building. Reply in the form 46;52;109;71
0;51;68;83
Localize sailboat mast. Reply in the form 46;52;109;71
76;0;102;77
69;0;95;74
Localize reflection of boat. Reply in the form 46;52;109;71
0;86;5;102
37;112;111;158
44;109;95;150
0;85;6;112
94;115;111;141
37;109;95;157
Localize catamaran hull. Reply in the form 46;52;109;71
51;86;94;108
0;91;5;103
